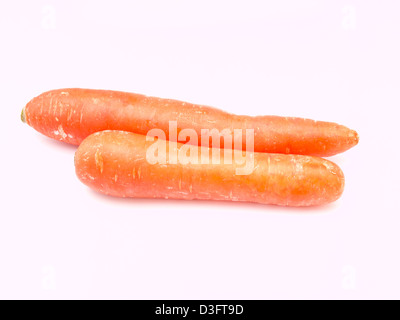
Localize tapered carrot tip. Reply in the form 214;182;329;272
350;129;360;146
21;107;26;123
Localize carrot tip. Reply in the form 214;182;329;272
350;130;360;145
21;107;26;123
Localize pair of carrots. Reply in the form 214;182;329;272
22;88;359;207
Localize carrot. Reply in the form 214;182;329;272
74;130;345;207
22;88;359;156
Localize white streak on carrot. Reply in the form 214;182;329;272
95;150;104;174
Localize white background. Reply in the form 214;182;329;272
1;0;399;299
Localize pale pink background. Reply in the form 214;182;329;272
1;1;399;300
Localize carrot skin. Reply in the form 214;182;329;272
74;131;345;207
24;88;359;156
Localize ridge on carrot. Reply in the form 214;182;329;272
22;88;359;157
74;131;345;207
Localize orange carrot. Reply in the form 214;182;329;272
74;130;345;207
22;88;358;156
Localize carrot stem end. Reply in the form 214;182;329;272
21;107;26;123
